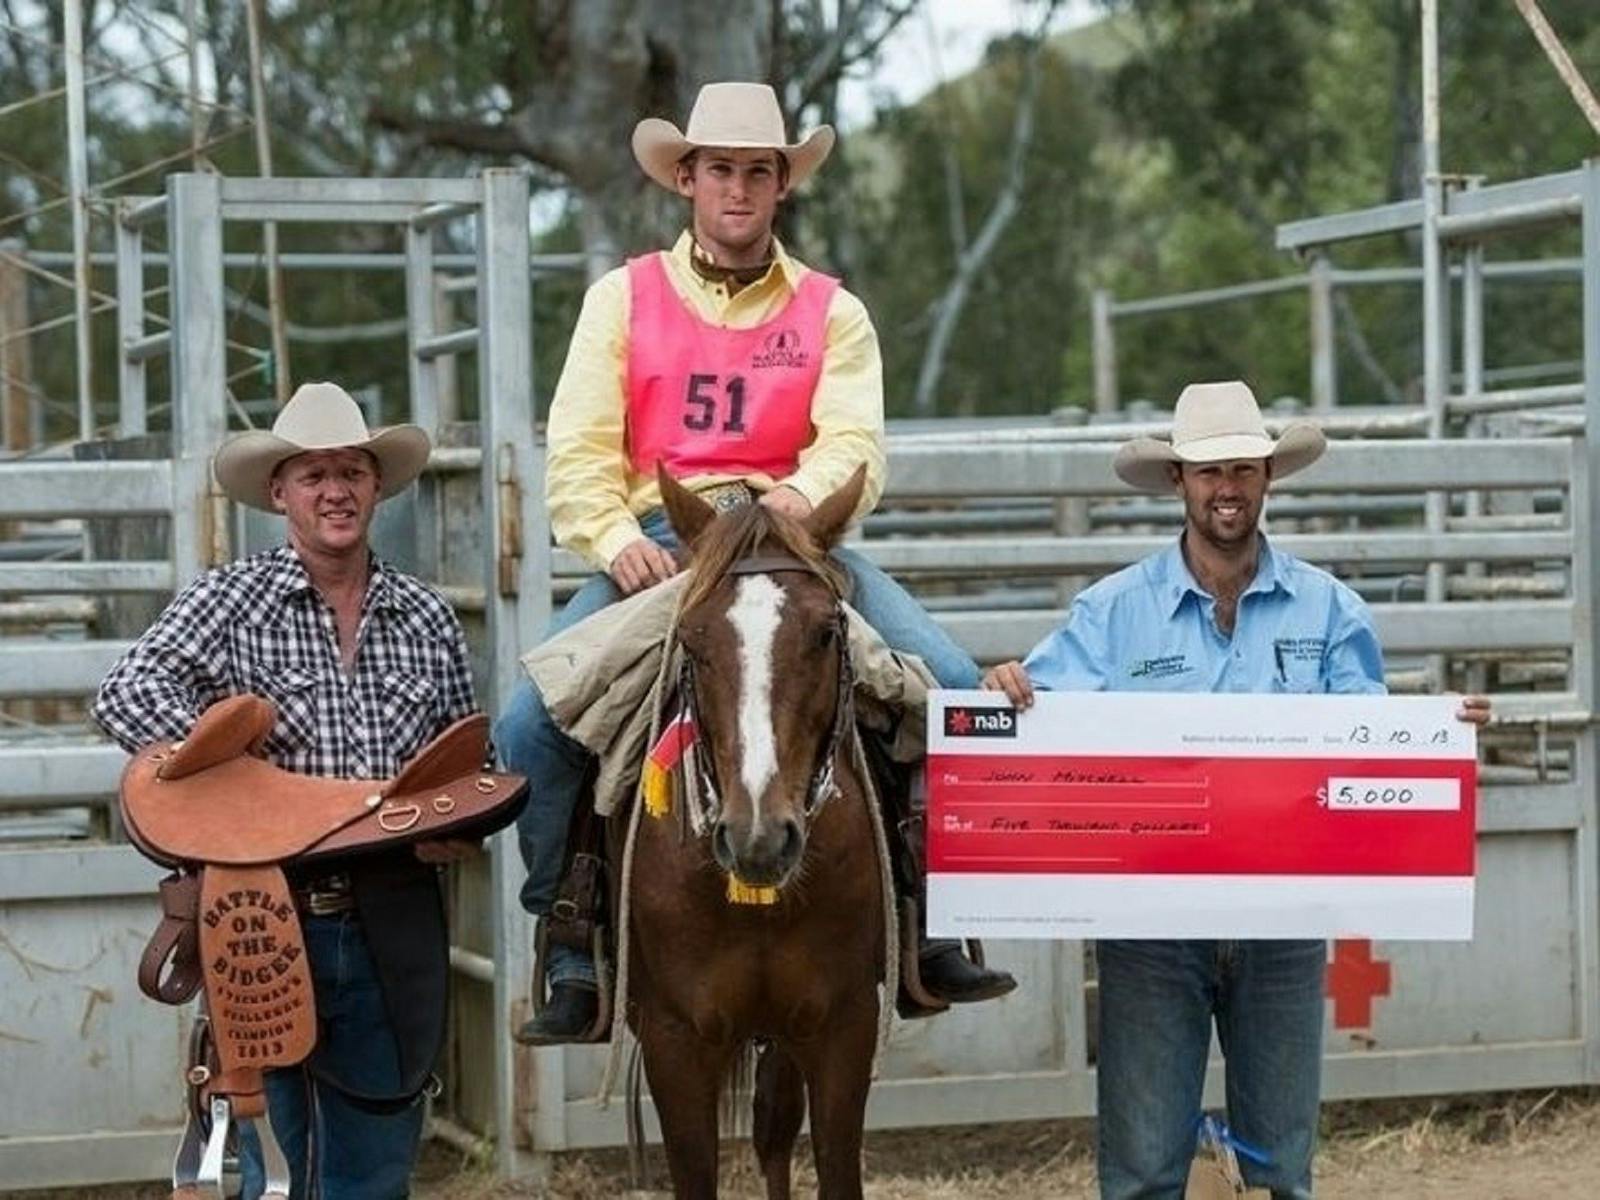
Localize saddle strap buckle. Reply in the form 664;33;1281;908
546;851;606;951
378;801;422;833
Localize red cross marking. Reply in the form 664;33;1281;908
1326;938;1392;1029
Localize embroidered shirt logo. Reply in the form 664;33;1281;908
1127;654;1191;681
751;328;809;369
944;706;1017;738
1273;636;1327;682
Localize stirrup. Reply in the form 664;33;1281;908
194;1096;231;1198
524;922;614;1044
895;897;950;1020
189;1099;292;1200
172;1018;211;1197
245;1112;293;1200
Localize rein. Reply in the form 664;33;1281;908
672;552;855;848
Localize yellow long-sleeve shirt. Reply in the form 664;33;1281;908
545;231;886;571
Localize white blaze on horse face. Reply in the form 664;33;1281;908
728;575;785;819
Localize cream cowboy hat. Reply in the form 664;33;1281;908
213;381;431;512
1113;380;1326;493
632;81;835;192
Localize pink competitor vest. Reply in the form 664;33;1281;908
625;251;839;479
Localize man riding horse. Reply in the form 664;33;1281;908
498;80;1015;1044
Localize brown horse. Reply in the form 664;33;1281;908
623;465;886;1199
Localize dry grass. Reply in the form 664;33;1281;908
23;1087;1600;1200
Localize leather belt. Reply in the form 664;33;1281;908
293;872;355;916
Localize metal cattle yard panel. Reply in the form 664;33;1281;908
0;171;546;1189
5;163;1600;1186
535;432;1600;1149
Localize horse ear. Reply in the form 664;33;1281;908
801;464;867;550
658;463;716;549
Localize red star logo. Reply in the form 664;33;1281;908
949;709;972;735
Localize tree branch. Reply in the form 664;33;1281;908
368;105;536;161
912;0;1061;416
793;0;919;115
1333;289;1405;405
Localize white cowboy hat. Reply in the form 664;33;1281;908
632;81;835;192
1113;380;1326;493
213;381;431;512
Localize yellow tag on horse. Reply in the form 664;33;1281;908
726;875;779;905
641;759;672;818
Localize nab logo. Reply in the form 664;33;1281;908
944;706;1017;738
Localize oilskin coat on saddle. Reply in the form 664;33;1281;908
521;572;933;817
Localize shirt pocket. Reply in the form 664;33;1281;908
259;667;320;758
1270;660;1325;693
380;670;439;761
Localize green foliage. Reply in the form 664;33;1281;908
6;0;1600;440
847;40;1101;416
1076;0;1600;411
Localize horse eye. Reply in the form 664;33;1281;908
814;624;837;650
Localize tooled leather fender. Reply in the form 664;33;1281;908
120;693;528;1079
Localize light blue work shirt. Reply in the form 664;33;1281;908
1023;535;1386;696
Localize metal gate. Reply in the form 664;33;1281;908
4;162;1600;1185
0;170;546;1188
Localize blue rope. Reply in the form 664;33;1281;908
1198;1114;1273;1167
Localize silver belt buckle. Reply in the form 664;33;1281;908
300;890;355;916
697;481;755;513
297;872;355;916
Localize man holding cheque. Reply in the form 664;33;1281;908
981;380;1491;1199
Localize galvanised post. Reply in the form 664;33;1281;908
114;200;147;437
1308;251;1336;412
165;173;227;586
1577;157;1600;1079
405;214;443;586
1091;288;1116;415
474;167;549;1169
1459;178;1488;695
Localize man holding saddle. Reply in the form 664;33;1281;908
499;80;1015;1044
984;381;1492;1199
94;382;482;1200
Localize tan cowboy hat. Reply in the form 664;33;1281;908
213;381;431;512
632;81;835;192
1113;380;1326;493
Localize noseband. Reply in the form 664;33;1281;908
673;553;855;844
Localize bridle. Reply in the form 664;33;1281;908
672;553;855;843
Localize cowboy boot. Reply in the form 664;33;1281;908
918;936;1017;1004
516;979;600;1045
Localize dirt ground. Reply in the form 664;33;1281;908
25;1087;1600;1199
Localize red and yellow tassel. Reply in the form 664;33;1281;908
641;710;697;819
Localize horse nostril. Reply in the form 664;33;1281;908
712;820;735;867
780;819;804;867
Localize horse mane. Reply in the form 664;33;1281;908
678;502;847;613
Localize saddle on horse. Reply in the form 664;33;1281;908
119;693;528;1200
527;707;1007;1045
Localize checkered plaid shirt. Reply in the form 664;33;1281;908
93;545;477;779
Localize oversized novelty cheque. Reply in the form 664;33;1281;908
926;691;1476;940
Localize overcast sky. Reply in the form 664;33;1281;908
836;0;1102;129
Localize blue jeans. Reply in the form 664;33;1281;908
1096;939;1326;1200
238;913;426;1200
496;508;980;987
